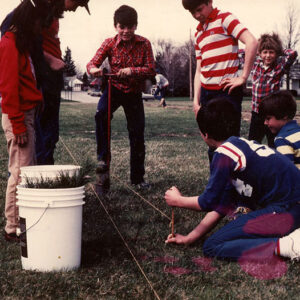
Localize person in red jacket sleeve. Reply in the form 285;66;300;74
0;0;52;242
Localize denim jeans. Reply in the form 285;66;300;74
248;111;275;148
95;86;145;184
203;202;300;261
35;67;63;165
200;86;243;162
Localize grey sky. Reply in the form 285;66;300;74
1;0;298;72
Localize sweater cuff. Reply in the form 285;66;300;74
9;114;26;135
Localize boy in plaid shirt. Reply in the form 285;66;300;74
240;33;297;147
87;5;155;188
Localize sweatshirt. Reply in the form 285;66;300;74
0;31;42;134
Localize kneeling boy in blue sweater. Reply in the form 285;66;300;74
165;98;300;261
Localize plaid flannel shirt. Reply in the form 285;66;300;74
87;34;155;94
241;49;297;113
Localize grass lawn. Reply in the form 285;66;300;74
0;98;300;299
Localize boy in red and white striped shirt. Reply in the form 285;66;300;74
182;0;257;122
182;0;257;162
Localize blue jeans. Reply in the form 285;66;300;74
35;69;63;165
154;86;167;99
203;202;300;261
95;86;145;184
200;86;243;162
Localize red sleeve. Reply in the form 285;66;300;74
0;34;26;134
86;39;111;74
282;49;298;70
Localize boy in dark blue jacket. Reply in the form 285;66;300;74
165;98;300;261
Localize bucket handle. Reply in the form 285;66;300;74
17;204;49;237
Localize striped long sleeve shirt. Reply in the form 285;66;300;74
275;120;300;169
194;8;247;90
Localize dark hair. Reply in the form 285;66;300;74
50;0;90;18
50;0;65;19
75;0;90;4
260;91;297;120
182;0;210;12
258;33;283;56
5;0;53;54
196;98;240;141
114;5;138;27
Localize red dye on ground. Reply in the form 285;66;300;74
153;256;179;263
164;267;192;276
238;243;288;280
139;255;149;261
192;257;217;272
239;255;287;280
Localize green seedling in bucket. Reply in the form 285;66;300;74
24;159;95;189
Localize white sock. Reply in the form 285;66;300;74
276;236;293;258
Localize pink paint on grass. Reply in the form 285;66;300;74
153;256;179;263
238;242;287;280
192;257;217;272
164;266;192;275
239;256;287;280
139;255;149;261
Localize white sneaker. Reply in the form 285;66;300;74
280;228;300;260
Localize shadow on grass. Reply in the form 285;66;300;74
81;192;131;268
81;234;129;268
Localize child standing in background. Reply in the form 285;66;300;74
0;0;52;242
154;73;169;108
240;33;298;147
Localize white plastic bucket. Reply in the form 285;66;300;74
20;165;81;185
16;185;85;272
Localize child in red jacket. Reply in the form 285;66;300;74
0;0;52;242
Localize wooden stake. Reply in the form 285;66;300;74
171;208;174;237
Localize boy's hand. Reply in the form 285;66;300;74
193;102;201;117
90;68;103;77
15;132;28;147
220;77;246;94
165;186;182;207
49;58;65;71
165;233;190;245
44;52;65;71
117;68;132;78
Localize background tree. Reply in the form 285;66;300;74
279;1;300;90
81;72;89;87
63;47;77;77
153;39;196;97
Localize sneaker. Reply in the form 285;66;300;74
280;228;300;260
96;160;108;173
4;232;19;243
132;181;151;190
